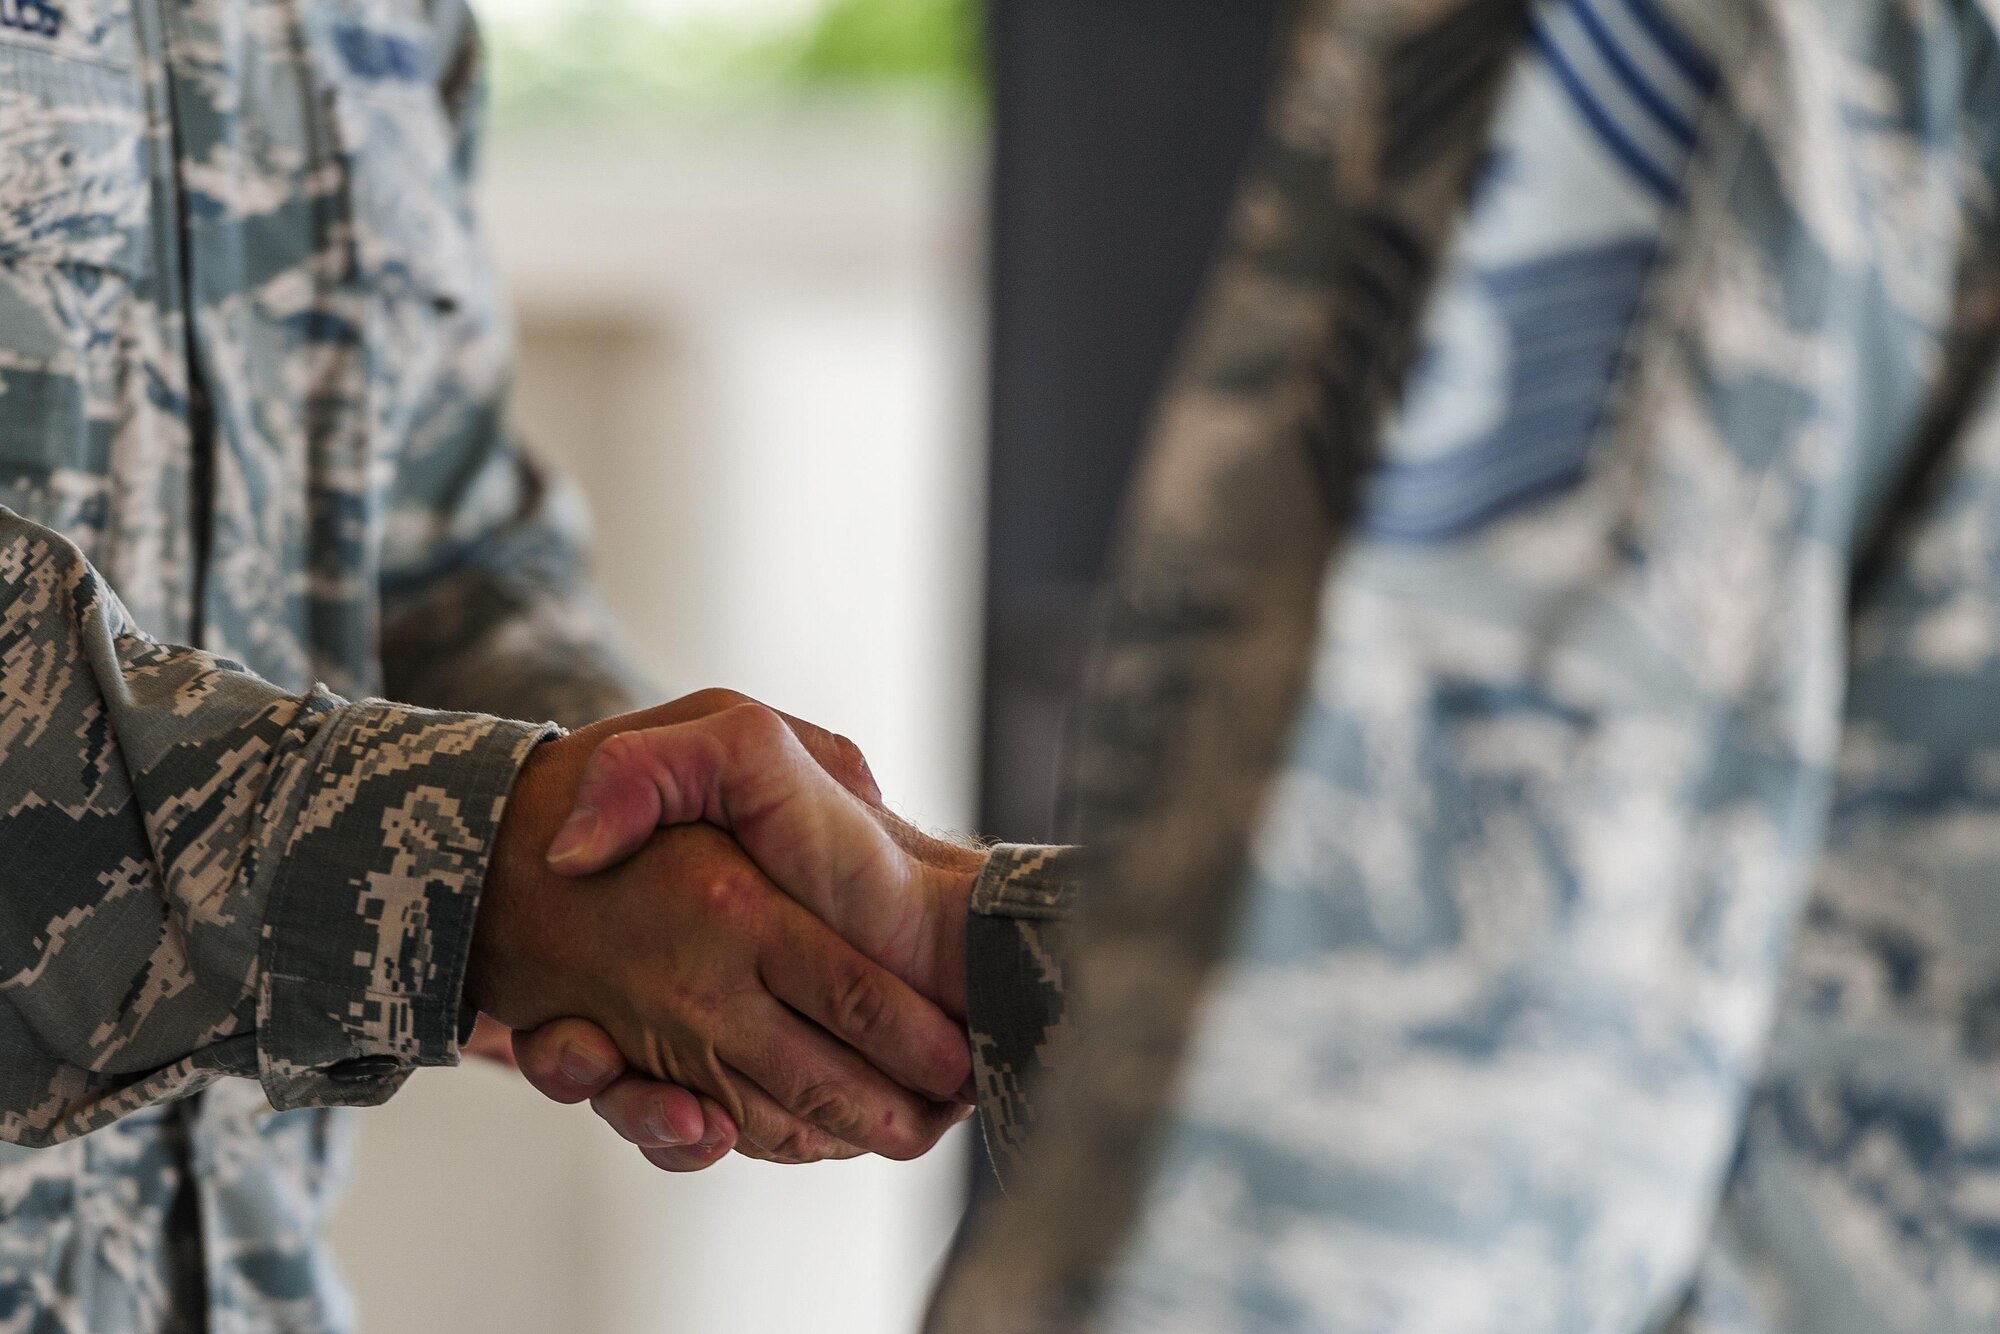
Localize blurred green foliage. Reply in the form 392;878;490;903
484;0;979;120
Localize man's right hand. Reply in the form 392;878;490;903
463;695;973;1165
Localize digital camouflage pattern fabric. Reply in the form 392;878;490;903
0;0;643;1325
943;0;2000;1329
962;843;1080;1186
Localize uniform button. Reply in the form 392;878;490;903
326;1055;402;1084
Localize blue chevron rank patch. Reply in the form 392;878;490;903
1364;0;1720;542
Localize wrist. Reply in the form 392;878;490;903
925;859;976;1022
467;735;579;1023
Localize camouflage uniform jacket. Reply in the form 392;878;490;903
0;0;641;1326
946;0;2000;1330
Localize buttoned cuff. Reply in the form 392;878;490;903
252;702;554;1111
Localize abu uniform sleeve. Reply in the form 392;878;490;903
963;844;1083;1186
0;511;549;1147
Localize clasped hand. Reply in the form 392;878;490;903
462;691;984;1171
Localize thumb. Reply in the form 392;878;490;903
546;708;884;876
547;707;911;940
544;729;672;874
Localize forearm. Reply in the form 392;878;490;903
0;512;549;1146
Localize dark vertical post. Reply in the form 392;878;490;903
980;0;1289;844
963;0;1289;1213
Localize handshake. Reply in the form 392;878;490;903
463;690;986;1171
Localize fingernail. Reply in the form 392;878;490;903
546;808;599;867
558;1045;611;1085
697;1129;726;1152
645;1107;685;1147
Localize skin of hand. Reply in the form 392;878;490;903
467;692;972;1165
460;1013;519;1067
471;691;883;1139
516;702;986;1172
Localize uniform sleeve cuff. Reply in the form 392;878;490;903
964;844;1081;1188
969;844;1083;919
252;702;554;1111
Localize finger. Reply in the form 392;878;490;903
758;894;971;1102
605;1035;860;1167
513;1017;628;1104
589;1076;708;1149
639;1094;740;1171
462;1013;519;1067
723;991;965;1161
545;707;806;874
562;707;918;943
599;1094;738;1173
762;709;984;869
632;689;883;808
546;706;897;882
718;1066;866;1165
640;1141;734;1172
771;710;882;807
545;728;673;874
544;713;770;873
730;1137;864;1166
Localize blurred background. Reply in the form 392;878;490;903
328;0;1283;1328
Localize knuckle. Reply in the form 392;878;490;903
826;733;870;784
877;1123;937;1163
827;962;891;1043
928;1029;973;1084
894;1101;961;1161
597;729;646;768
689;687;752;716
584;735;637;788
768;1121;840;1164
720;702;790;753
788;1079;862;1138
655;977;730;1030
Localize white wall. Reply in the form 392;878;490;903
329;107;986;1334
